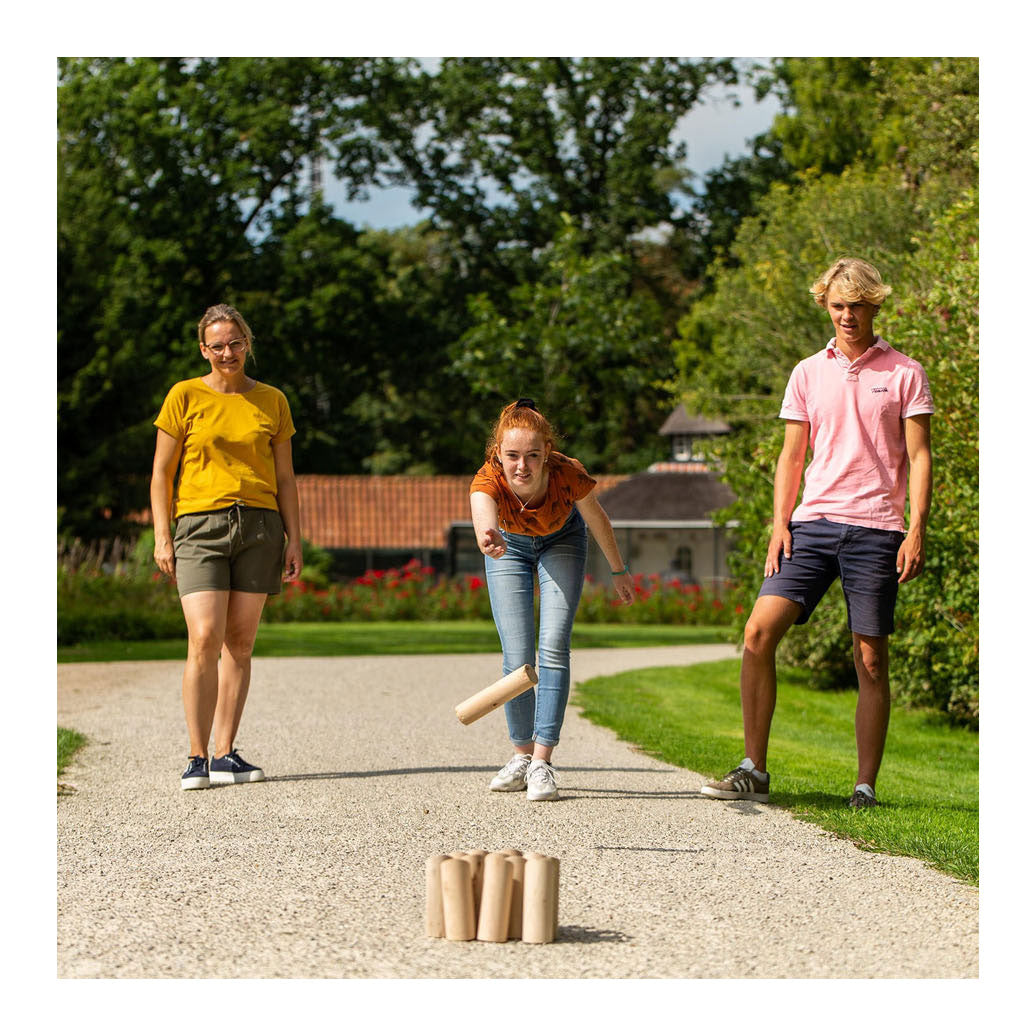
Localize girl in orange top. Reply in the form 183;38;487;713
470;399;635;801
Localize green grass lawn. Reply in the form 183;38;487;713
58;726;87;794
574;659;978;885
56;621;734;663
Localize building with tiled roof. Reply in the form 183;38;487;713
595;469;735;586
590;407;737;586
295;404;736;582
296;472;630;576
297;475;473;551
656;403;731;464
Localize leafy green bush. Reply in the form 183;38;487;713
57;534;184;644
879;194;978;726
58;568;184;644
299;539;334;589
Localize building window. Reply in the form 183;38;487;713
674;545;693;577
672;433;692;462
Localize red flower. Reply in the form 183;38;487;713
467;576;484;591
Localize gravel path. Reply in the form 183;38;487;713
56;646;977;978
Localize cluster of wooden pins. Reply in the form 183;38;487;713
425;849;560;943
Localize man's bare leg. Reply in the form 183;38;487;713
740;594;803;772
852;633;891;791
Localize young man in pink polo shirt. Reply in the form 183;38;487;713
701;258;934;809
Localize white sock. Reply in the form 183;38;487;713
740;756;767;778
855;783;875;797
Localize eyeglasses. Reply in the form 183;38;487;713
204;338;247;355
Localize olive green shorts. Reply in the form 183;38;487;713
173;504;285;598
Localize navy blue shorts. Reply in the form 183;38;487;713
757;518;905;636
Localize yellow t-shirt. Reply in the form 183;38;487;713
155;378;296;518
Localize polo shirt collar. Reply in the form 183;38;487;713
826;336;889;360
826;336;889;381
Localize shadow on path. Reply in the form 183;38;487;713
556;925;631;944
593;845;705;854
268;764;677;783
562;788;702;801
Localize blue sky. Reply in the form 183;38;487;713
329;72;782;230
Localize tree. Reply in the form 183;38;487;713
250;218;484;475
452;220;674;472
57;57;415;536
390;57;740;276
681;131;793;277
760;57;882;174
758;56;978;193
674;167;925;424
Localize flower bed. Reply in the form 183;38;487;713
263;560;494;623
58;545;741;643
264;560;740;626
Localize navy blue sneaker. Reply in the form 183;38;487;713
181;755;210;790
210;748;265;784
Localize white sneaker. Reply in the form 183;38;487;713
489;753;532;791
526;759;559;801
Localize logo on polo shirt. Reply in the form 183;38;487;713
871;386;889;393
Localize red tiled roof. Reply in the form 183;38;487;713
297;473;631;549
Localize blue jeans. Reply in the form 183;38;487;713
484;508;588;747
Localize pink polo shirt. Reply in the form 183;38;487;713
780;338;934;532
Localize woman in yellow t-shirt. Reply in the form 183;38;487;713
150;304;302;791
470;399;635;802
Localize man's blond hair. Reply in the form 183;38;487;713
810;257;892;309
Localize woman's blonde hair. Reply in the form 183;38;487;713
197;303;255;358
484;398;557;466
810;257;892;309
